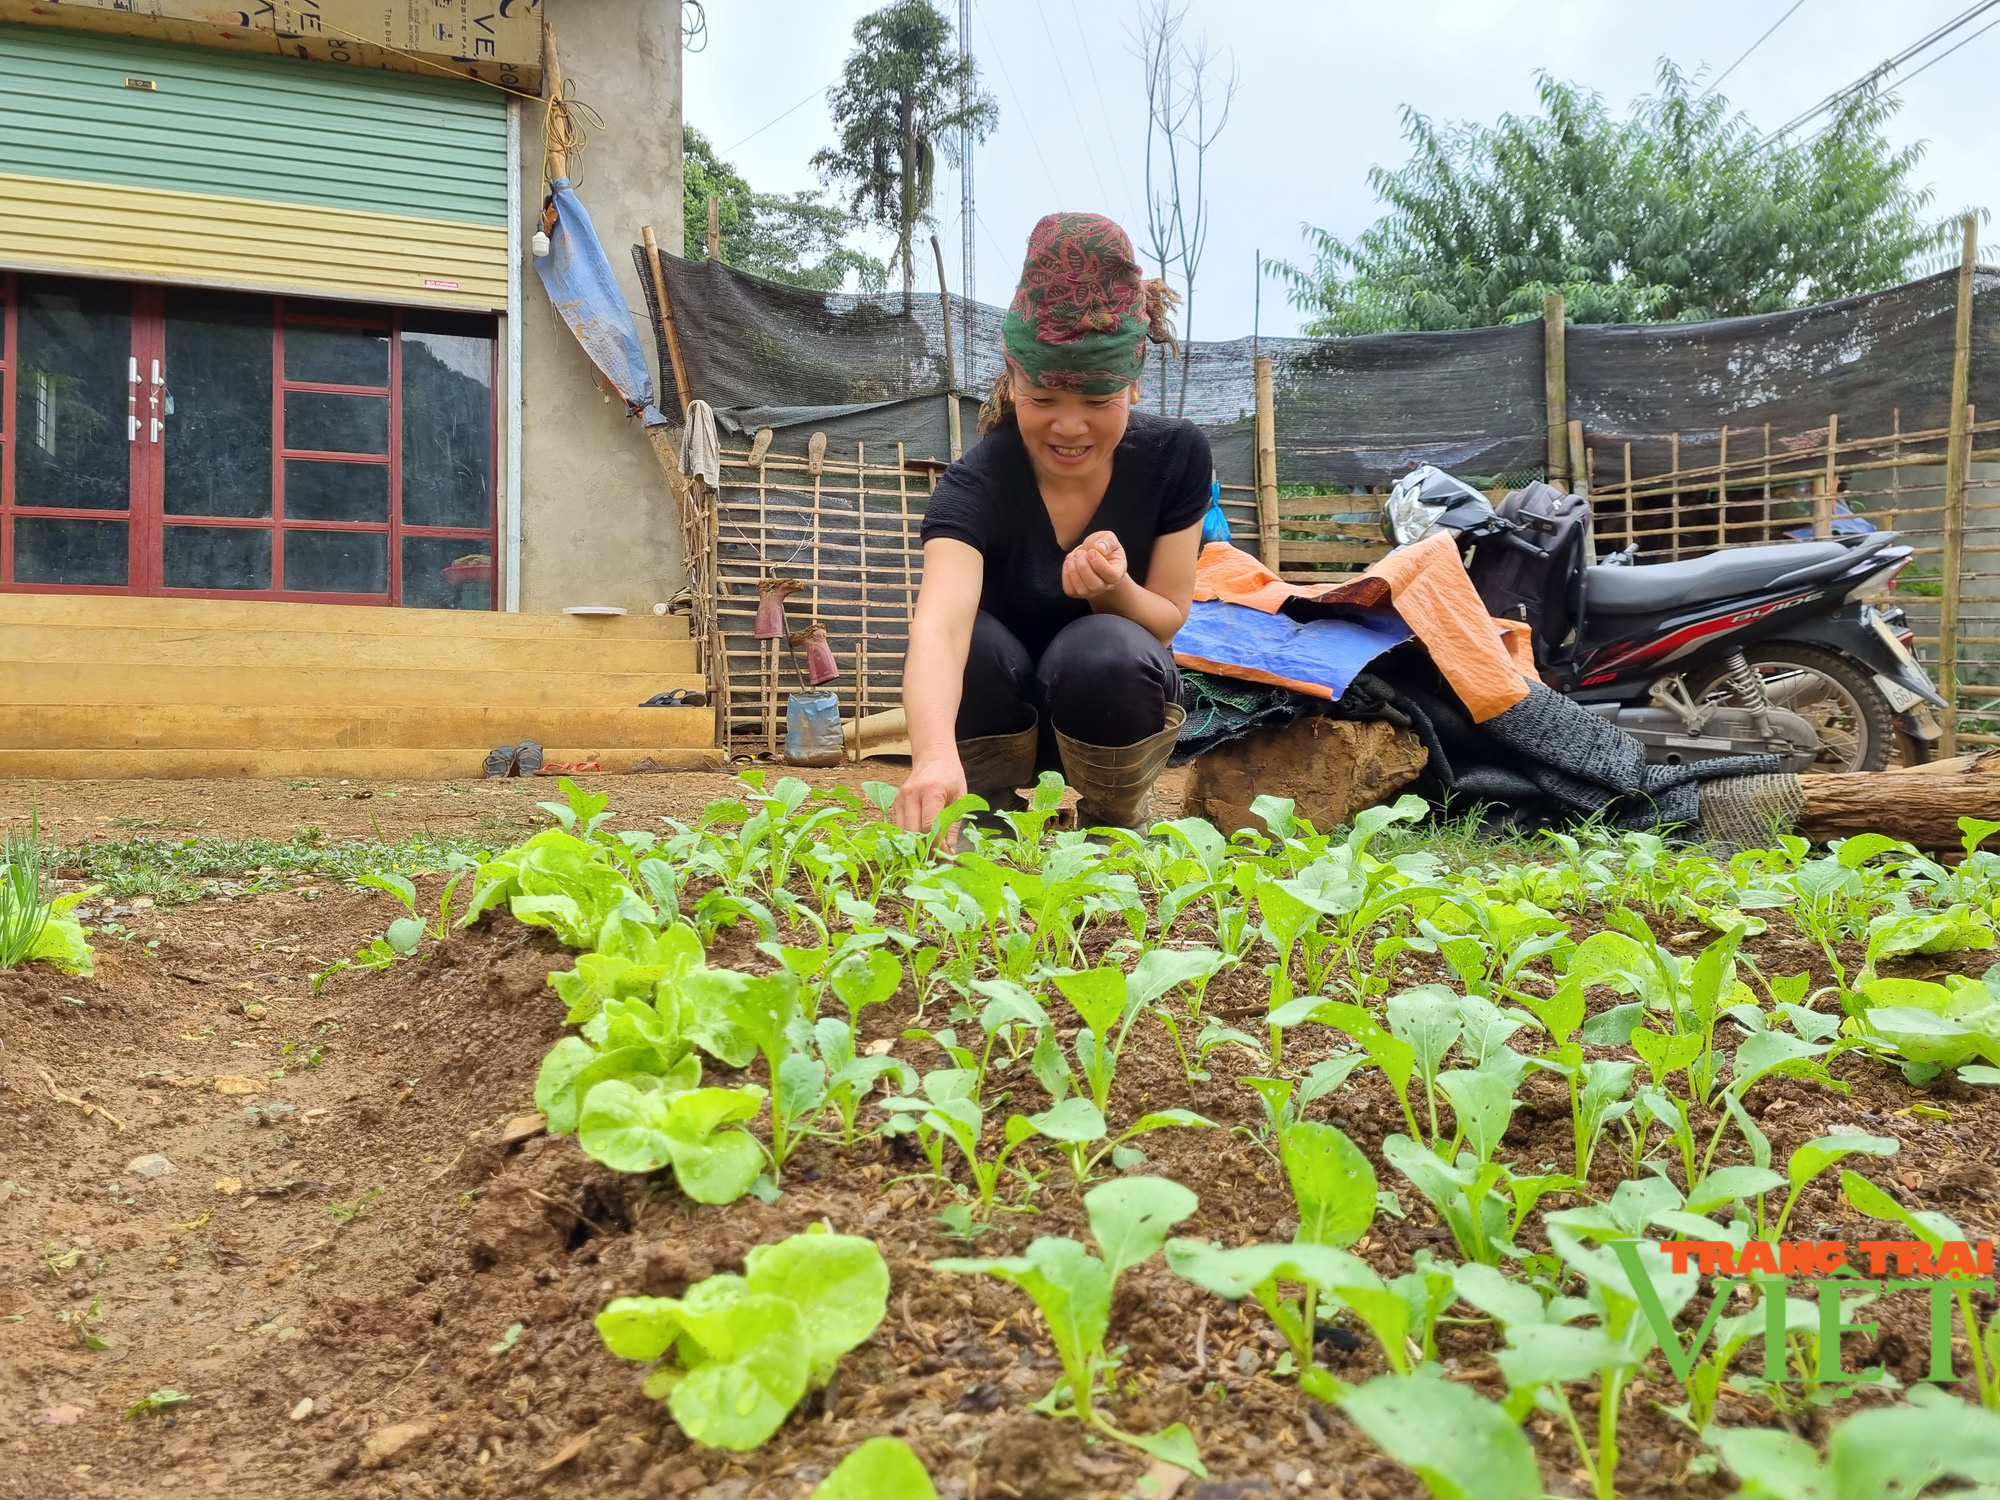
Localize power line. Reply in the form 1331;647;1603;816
1029;0;1113;210
1889;9;2000;89
971;0;1065;202
719;75;838;156
1066;0;1140;223
1702;0;1808;96
1756;0;2000;147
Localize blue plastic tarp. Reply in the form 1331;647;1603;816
1173;600;1413;700
533;178;670;428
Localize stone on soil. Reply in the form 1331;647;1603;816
360;1420;433;1469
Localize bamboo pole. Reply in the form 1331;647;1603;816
1544;293;1569;488
707;194;721;262
929;234;962;461
541;25;566;178
1812;414;1839;537
1567;419;1589;503
1942;214;1979;755
1254;355;1280;566
640;225;693;419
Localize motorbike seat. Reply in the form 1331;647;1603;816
1584;533;1894;615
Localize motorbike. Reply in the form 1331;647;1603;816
1382;466;1945;773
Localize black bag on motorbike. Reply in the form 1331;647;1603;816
1465;481;1591;671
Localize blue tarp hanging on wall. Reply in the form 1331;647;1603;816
534;178;670;428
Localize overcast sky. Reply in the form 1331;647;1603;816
682;0;2000;340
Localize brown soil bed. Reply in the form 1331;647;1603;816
0;774;1995;1500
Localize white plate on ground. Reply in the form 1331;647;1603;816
562;606;628;616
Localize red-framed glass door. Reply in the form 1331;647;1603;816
0;273;497;607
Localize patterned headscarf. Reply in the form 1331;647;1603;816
1000;213;1179;394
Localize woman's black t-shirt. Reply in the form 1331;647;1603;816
919;410;1211;659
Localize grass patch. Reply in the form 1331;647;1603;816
68;830;498;905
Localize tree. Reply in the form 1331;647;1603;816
813;0;997;297
1275;62;1965;336
683;126;888;293
1136;0;1236;416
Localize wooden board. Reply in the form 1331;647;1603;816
0;748;726;782
1278;541;1392;564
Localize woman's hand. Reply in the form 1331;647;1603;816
1062;530;1128;600
891;753;968;834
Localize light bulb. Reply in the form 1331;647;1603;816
531;229;551;258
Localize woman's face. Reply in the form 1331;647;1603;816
1011;371;1139;483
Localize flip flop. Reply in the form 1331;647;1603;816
483;744;518;779
641;689;708;707
514;740;545;777
534;760;601;776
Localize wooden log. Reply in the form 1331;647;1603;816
1189;717;1428;836
1544;293;1568;488
1940;214;1980;755
1799;759;2000;846
1254;355;1280;566
640;224;692;418
929;234;962;460
1813;413;1839;538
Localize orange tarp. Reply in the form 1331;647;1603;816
1190;535;1536;721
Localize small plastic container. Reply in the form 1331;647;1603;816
785;690;845;766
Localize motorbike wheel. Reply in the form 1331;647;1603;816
1691;643;1896;773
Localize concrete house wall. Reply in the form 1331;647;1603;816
518;0;687;616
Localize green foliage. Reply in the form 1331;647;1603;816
1276;62;1961;335
1338;1373;1542;1500
69;828;491;905
1712;1386;2000;1500
813;0;998;295
813;1438;936;1499
0;811;92;975
123;1388;191;1418
935;1178;1205;1473
596;1226;888;1450
683;125;887;292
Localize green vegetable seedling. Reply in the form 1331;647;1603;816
935;1177;1206;1473
596;1227;888;1451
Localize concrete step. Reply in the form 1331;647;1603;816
0;591;692;639
0;704;713;751
0;662;705;708
0;624;698;676
0;747;726;781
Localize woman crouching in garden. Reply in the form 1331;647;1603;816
891;212;1208;833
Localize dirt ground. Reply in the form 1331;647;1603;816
0;770;1994;1500
0;764;1194;848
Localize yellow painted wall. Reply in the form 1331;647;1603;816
0;172;507;309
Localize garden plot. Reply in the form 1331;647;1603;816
4;773;2000;1500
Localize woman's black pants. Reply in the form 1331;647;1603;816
956;611;1182;766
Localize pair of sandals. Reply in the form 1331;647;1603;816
484;741;543;778
641;689;707;707
484;743;602;778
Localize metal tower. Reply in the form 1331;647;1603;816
959;0;975;384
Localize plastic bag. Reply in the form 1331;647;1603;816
1200;478;1234;545
785;691;845;767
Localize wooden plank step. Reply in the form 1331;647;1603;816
0;705;714;751
0;625;697;675
0;662;706;708
0;747;728;782
0;591;692;640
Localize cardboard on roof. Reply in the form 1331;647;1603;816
0;0;544;90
